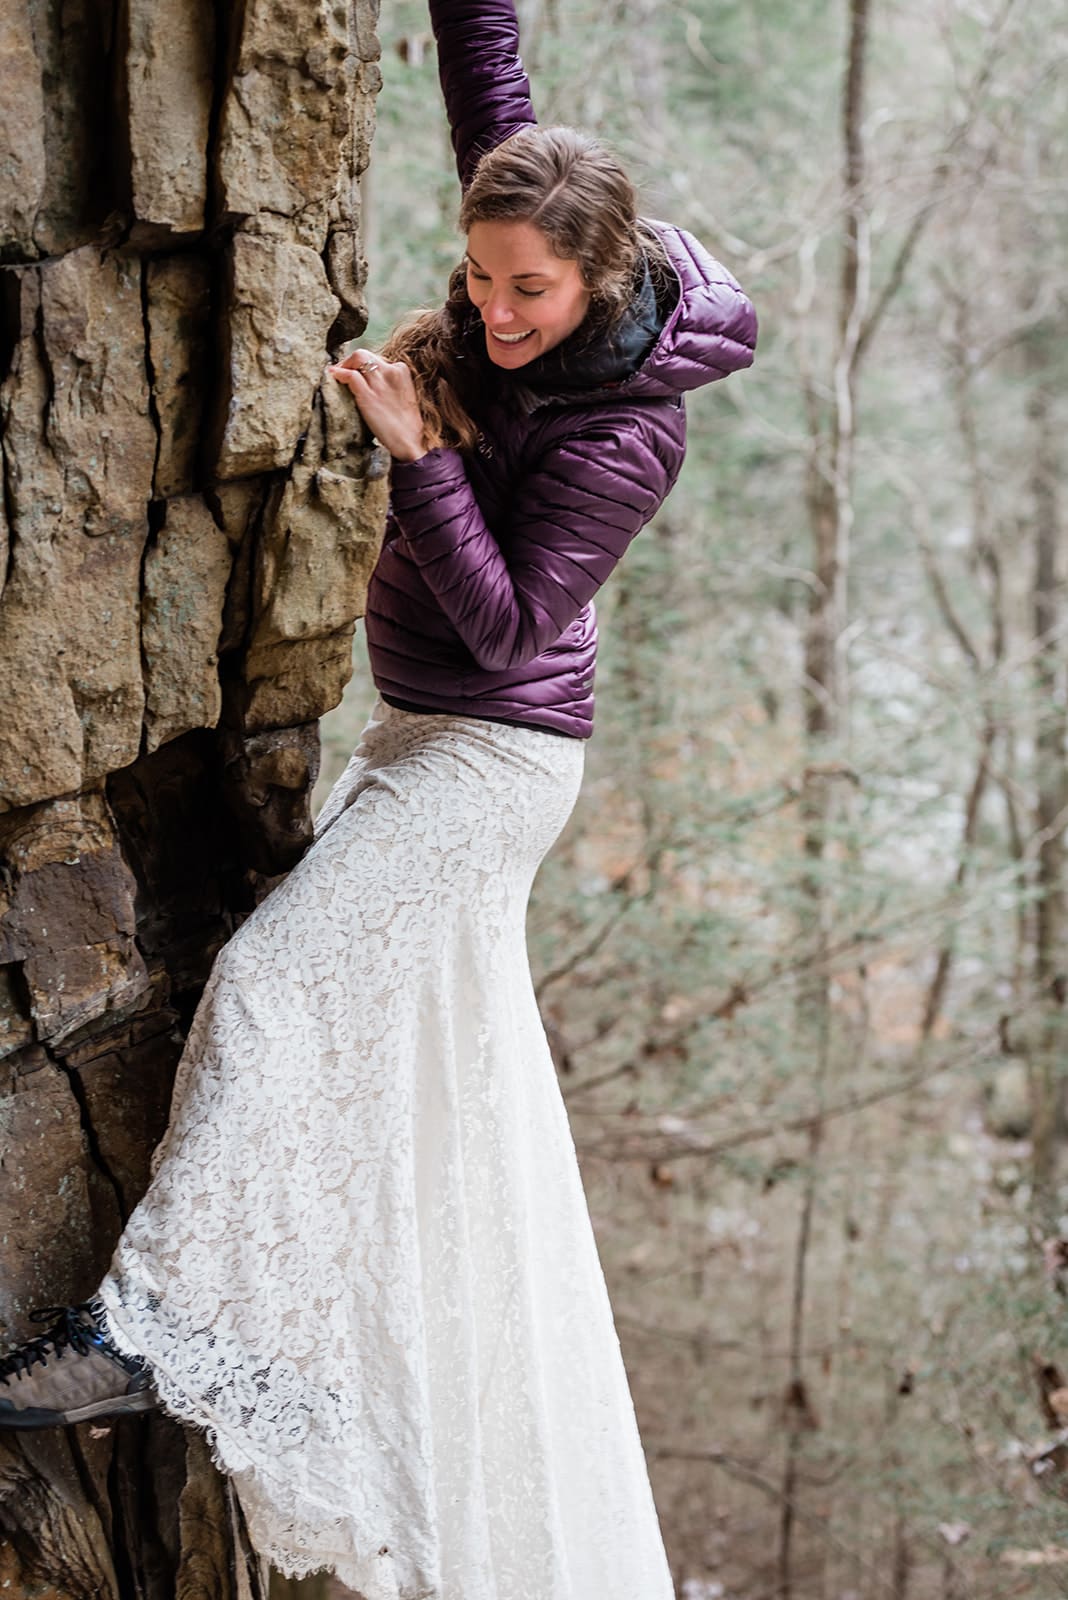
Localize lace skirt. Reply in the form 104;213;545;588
98;699;674;1600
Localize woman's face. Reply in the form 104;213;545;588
465;219;592;369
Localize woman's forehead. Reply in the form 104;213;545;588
465;218;578;276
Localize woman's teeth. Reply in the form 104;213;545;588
491;330;534;343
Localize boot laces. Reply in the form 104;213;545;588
0;1303;115;1384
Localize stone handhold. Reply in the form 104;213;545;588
146;257;212;498
0;792;151;1049
0;250;155;811
0;5;46;261
214;233;339;480
320;371;389;473
142;496;232;753
217;0;361;242
127;0;214;235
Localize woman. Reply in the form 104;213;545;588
0;3;755;1595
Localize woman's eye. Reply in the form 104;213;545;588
465;267;545;300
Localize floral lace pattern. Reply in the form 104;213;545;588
98;701;674;1600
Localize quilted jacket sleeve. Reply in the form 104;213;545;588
429;0;538;189
389;417;683;672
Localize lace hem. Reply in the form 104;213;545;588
95;1293;428;1599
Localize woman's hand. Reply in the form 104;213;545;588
327;350;429;463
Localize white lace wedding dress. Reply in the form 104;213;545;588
98;699;675;1600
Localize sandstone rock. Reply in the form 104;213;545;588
0;1059;116;1317
127;0;214;235
251;460;385;648
0;251;155;810
325;216;369;347
0;788;115;874
214;233;339;479
73;1027;180;1216
0;273;85;806
320;370;389;472
146;257;212;498
142;496;232;752
213;480;265;551
352;57;382;177
0;5;46;260
241;630;357;731
0;963;33;1058
236;375;385;730
0;792;151;1048
0;481;8;603
217;0;365;243
353;0;382;66
28;0;113;258
213;480;266;654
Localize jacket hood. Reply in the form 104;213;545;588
617;220;757;401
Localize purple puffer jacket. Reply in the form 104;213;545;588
364;0;757;739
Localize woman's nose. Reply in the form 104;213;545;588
483;293;518;327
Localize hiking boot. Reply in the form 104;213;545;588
0;1301;156;1429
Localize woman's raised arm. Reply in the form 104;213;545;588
429;0;537;189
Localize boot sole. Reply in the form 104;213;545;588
0;1386;157;1429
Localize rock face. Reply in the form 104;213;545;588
0;6;46;259
0;0;383;1592
127;0;215;236
215;230;341;478
0;251;155;811
141;496;232;751
145;256;213;498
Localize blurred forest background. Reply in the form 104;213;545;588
317;1;1068;1595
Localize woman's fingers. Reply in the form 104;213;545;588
327;364;364;392
331;347;384;377
324;352;425;459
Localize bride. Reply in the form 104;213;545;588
0;3;756;1595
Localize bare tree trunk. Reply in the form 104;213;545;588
916;273;1008;1038
0;0;384;1591
780;2;871;1593
1027;336;1066;1224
